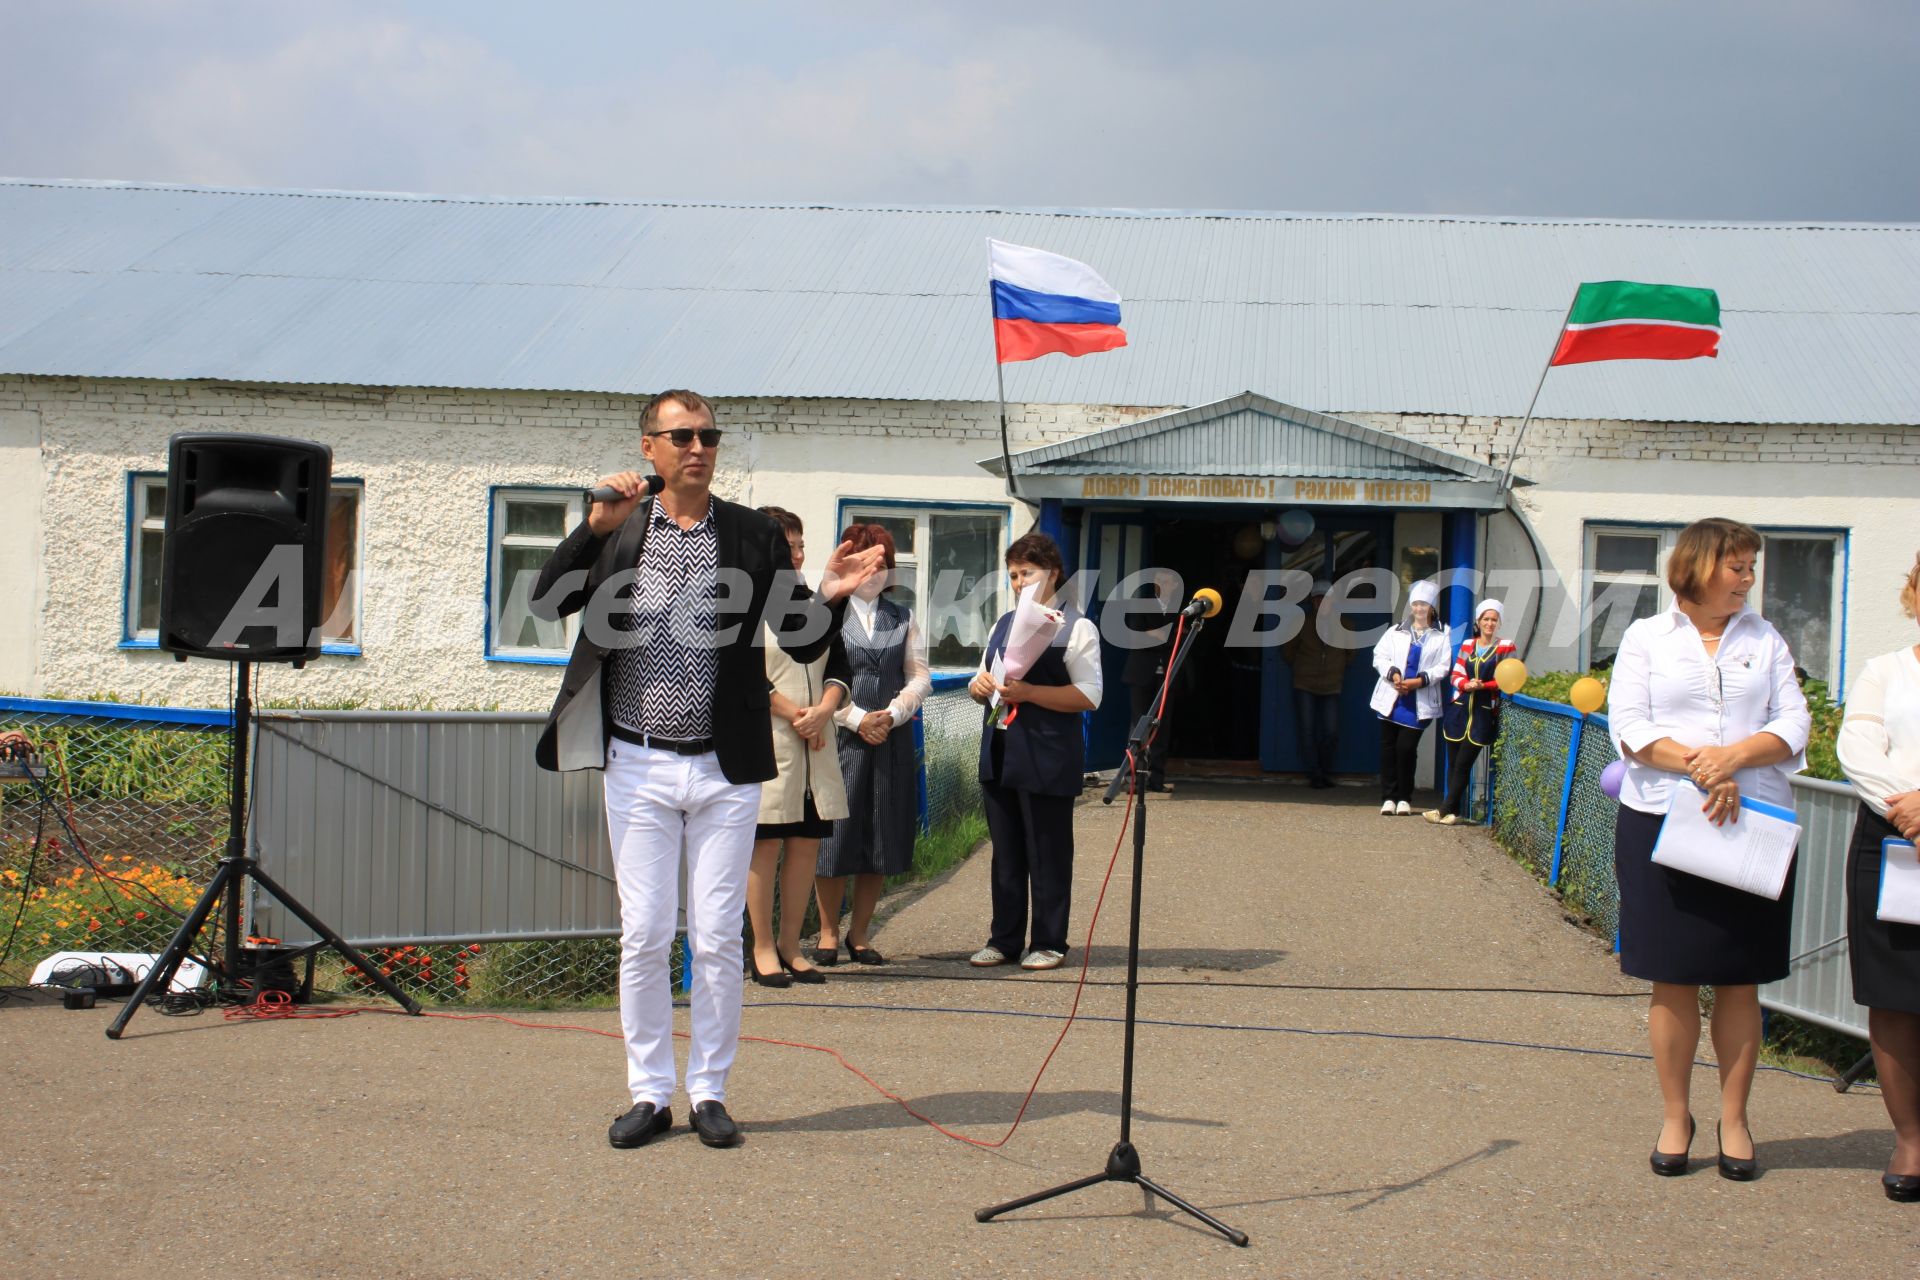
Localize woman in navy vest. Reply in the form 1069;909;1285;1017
813;524;931;967
967;533;1103;971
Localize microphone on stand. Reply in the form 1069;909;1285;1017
587;474;666;504
1178;587;1224;620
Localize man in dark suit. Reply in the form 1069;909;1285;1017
532;389;884;1152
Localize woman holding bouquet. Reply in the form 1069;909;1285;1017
966;533;1103;971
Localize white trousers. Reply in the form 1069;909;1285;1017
604;743;760;1108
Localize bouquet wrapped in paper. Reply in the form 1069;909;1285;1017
989;584;1066;728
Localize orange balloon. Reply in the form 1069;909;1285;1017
1569;677;1606;714
1494;657;1529;695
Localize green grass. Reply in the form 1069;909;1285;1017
894;810;990;889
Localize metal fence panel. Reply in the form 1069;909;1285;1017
249;711;622;946
1764;776;1868;1038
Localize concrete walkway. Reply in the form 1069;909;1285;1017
4;784;1914;1277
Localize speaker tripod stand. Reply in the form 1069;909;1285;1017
975;610;1248;1247
107;661;421;1038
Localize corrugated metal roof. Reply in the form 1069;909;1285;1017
1;178;1916;424
984;392;1502;481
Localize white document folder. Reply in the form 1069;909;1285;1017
1651;780;1802;900
1879;839;1920;926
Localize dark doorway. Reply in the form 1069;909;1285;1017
1151;514;1265;767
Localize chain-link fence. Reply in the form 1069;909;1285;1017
4;691;988;1008
1;700;233;990
1556;713;1623;939
919;679;984;837
1489;698;1575;883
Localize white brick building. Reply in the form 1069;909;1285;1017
1;180;1914;778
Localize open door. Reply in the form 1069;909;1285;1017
1082;511;1152;772
1260;513;1395;775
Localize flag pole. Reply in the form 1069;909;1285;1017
1499;288;1579;495
996;359;1020;500
988;239;1020;499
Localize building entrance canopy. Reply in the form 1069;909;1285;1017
980;391;1514;510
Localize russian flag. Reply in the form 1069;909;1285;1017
989;238;1128;364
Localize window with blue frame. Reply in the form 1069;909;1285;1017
839;501;1007;669
124;473;365;651
488;487;584;660
1581;522;1845;684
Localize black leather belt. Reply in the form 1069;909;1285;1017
611;725;715;755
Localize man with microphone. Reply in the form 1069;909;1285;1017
531;389;885;1151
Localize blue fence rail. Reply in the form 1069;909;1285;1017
1491;694;1869;1040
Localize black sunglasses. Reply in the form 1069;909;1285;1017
645;427;724;448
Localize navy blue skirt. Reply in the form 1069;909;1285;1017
1846;803;1920;1014
1614;802;1796;986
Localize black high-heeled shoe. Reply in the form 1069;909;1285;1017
1649;1115;1695;1177
778;951;826;985
1882;1172;1920;1203
747;955;792;989
1716;1121;1757;1182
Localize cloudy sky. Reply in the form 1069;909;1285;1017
2;0;1914;221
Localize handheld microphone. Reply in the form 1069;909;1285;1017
1179;587;1224;620
587;474;666;504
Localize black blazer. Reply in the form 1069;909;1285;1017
529;496;845;783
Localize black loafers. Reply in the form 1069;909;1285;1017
690;1100;741;1148
846;941;886;965
1882;1172;1920;1203
608;1101;672;1149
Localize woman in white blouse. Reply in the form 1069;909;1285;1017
966;532;1103;971
1835;552;1920;1203
1607;518;1811;1182
812;523;931;967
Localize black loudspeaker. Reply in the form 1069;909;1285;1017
159;433;333;664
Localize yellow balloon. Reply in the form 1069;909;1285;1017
1569;676;1607;714
1494;657;1529;695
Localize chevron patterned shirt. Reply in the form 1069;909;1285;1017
607;500;719;740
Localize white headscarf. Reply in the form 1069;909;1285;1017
1474;598;1504;627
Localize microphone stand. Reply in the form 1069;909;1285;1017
975;610;1248;1247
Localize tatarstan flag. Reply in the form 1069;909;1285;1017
1550;280;1721;365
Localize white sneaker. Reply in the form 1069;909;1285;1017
1395;801;1412;816
1380;800;1396;815
968;945;1009;967
1020;949;1066;971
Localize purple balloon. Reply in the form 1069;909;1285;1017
1600;759;1627;801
